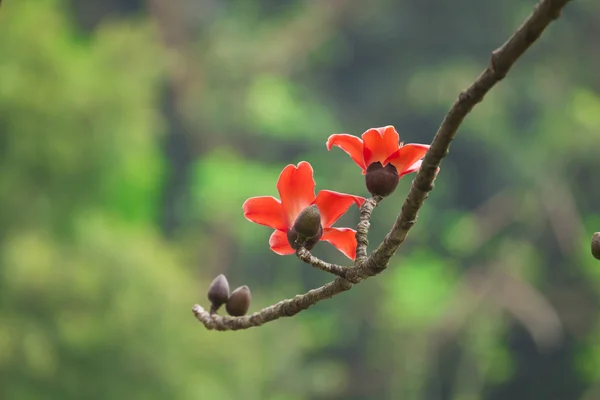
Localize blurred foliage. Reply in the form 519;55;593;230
1;0;599;399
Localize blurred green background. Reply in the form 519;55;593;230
1;0;599;399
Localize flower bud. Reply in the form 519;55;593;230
226;285;252;317
592;232;600;260
365;162;399;197
207;274;230;313
287;225;323;251
293;204;322;239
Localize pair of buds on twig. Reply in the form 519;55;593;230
207;275;252;317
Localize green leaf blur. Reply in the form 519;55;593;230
0;0;598;399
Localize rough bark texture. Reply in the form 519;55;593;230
355;196;382;264
193;0;574;331
295;247;351;280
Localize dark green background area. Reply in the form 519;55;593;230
1;0;599;399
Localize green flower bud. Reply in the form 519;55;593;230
592;232;600;260
207;274;230;314
365;162;399;197
226;286;252;317
293;204;322;239
287;225;323;251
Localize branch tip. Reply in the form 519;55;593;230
367;0;572;270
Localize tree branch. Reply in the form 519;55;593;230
355;196;382;264
367;0;573;270
193;0;573;331
295;247;351;279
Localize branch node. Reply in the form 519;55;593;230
458;90;473;103
400;219;416;230
414;178;435;193
490;50;507;79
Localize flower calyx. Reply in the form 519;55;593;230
289;204;323;249
365;162;400;197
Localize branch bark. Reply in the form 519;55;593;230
367;0;573;270
295;247;352;279
355;196;382;264
193;0;573;331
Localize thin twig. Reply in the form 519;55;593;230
355;196;382;264
367;0;573;270
295;247;351;279
193;0;573;331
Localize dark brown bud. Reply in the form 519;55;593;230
592;232;600;260
365;162;399;197
293;204;322;239
287;225;323;251
226;286;251;317
207;274;230;313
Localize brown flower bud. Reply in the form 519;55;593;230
287;225;323;251
207;274;230;313
592;232;600;260
226;286;252;317
365;162;399;197
293;204;322;239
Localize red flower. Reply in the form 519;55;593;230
243;161;365;260
326;125;430;176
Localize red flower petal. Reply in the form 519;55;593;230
269;230;295;255
384;144;430;175
362;126;400;166
313;190;366;228
326;134;366;171
321;227;358;260
242;196;287;231
399;160;441;178
400;160;422;177
277;161;316;226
